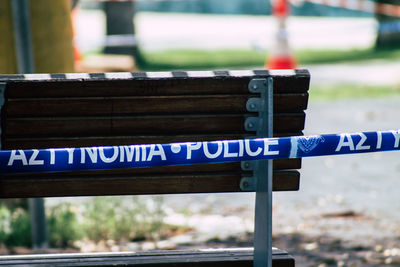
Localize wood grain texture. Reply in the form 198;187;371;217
4;76;309;98
4;113;305;138
2;132;304;149
4;93;308;117
0;248;294;267
0;75;309;196
0;170;300;198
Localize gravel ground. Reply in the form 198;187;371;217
157;97;400;266
42;95;400;265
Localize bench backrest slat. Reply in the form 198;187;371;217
4;113;305;139
5;94;308;116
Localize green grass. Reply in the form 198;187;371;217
137;49;265;71
310;84;400;100
137;47;400;71
296;48;400;65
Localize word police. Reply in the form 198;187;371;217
7;139;280;167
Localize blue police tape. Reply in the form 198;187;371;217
1;130;400;174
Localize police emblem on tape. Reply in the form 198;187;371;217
298;136;325;153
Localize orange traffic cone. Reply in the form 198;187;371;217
267;0;297;69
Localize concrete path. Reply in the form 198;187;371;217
306;60;400;86
162;96;400;244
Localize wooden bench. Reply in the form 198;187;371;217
0;69;310;266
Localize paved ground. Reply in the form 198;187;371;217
75;11;376;52
157;97;400;266
162;97;400;233
306;61;400;86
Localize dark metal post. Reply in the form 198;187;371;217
28;198;48;249
11;0;34;74
11;0;49;250
253;77;273;267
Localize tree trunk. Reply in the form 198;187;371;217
0;0;74;250
375;0;400;49
0;0;18;74
30;0;74;73
0;0;74;74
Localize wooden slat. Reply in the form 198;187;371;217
56;159;301;174
273;74;310;94
4;113;305;137
5;75;309;98
0;248;294;267
2;132;304;150
4;93;308;117
0;159;299;176
0;170;300;198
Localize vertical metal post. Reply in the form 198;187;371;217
253;77;273;267
11;0;35;74
0;83;5;150
28;198;48;249
11;0;49;250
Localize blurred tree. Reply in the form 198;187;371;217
0;0;17;73
0;0;74;74
0;0;74;250
30;0;74;73
375;0;400;49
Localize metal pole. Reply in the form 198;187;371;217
253;77;273;267
28;198;48;249
11;0;35;73
11;0;49;250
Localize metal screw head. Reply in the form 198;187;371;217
249;103;256;110
244;162;250;168
252;84;258;90
242;181;249;188
247;122;254;128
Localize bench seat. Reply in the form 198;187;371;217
0;248;294;267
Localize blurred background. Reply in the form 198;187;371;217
1;0;400;265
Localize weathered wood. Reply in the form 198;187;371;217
4;93;308;117
4;75;309;98
0;170;299;198
0;72;309;266
3;113;305;138
0;248;294;267
2;132;304;149
0;159;298;175
0;73;308;197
